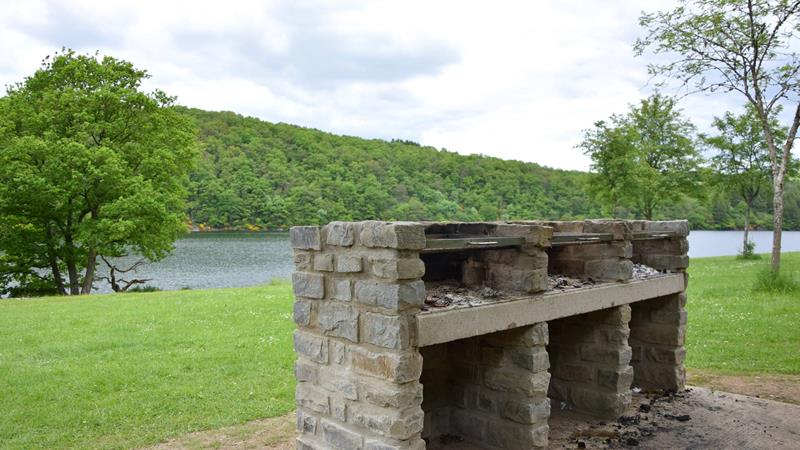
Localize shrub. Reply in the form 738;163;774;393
753;269;800;294
737;240;761;260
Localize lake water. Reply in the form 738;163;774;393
94;229;800;293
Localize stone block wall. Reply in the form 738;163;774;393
628;220;689;392
292;221;428;450
420;325;551;449
517;220;634;281
420;222;551;294
547;306;634;419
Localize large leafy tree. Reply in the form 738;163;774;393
702;105;783;254
580;94;701;219
636;0;800;273
0;50;197;296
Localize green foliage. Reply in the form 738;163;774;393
0;50;197;296
737;240;760;260
580;94;701;219
753;268;800;294
126;285;161;293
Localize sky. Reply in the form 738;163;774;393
0;0;747;171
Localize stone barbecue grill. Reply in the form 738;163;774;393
291;220;689;450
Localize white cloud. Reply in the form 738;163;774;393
1;0;782;171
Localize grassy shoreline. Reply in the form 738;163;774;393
1;254;798;448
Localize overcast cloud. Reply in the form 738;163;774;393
0;0;754;170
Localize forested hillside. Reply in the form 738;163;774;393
182;108;800;230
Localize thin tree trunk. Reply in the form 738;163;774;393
772;172;785;273
743;203;751;254
45;226;66;295
81;250;97;294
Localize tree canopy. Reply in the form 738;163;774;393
0;50;197;296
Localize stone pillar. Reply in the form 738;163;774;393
432;324;551;449
547;306;633;419
292;221;427;450
628;220;689;392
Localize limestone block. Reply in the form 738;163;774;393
295;360;318;383
371;258;425;280
359;221;425;249
361;312;411;350
318;302;358;343
569;387;631;419
486;420;548;449
332;278;352;302
597;366;634;391
325;221;356;247
294;330;328;364
583;219;632;240
349;347;423;383
501;398;550;424
485;322;548;347
361;379;423;409
336;255;363;273
629;324;685;346
321;419;363;450
354;280;425;311
297;409;318;435
633;364;686;392
291;226;322;250
477;390;497;413
296;383;330;415
510;346;550;371
364;438;426;450
348;404;424;440
580;344;632;365
551;363;594;383
294;251;313;271
331;340;346;365
644;346;686;365
484;368;550;396
638;254;689;271
585;259;633;281
313;254;334;272
293;272;325;299
293;301;312;326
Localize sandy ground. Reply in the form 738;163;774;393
687;370;800;405
147;384;800;450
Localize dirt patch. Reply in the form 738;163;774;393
547;386;800;449
688;370;800;405
144;413;295;450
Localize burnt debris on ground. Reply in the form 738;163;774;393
423;284;504;309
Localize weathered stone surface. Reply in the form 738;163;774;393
486;421;548;449
348;403;424;440
321;419;362;450
330;396;347;421
350;347;423;383
293;301;312;326
629;324;685;346
371;258;425;280
359;221;425;249
325;221;356;247
297;383;330;415
294;251;313;271
450;409;486;442
552;362;594;383
361;312;410;349
313;254;334;272
336;255;363;273
511;346;550;371
332;278;352;302
297;409;318;434
293;272;325;299
361;379;422;409
364;438;426;450
585;259;633;281
501;398;550;424
638;254;690;270
486;322;548;347
318;302;358;342
295;360;318;383
331;340;346;365
484;369;550;396
580;344;632;365
294;330;328;364
319;368;358;400
291;226;322;250
354;280;425;311
597;366;634;391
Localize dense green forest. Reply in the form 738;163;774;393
182;108;800;231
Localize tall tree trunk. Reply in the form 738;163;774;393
743;203;751;254
66;259;80;295
772;172;785;273
45;226;66;295
81;250;97;294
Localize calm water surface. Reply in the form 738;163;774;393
96;230;800;293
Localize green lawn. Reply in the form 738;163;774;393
685;252;800;374
1;254;799;449
0;282;296;450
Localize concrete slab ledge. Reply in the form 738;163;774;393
416;274;685;346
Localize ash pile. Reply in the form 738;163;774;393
423;284;503;309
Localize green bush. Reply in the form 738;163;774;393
753;268;800;293
737;240;760;260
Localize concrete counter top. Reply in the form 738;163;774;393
416;273;686;346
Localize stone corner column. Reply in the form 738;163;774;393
291;221;427;450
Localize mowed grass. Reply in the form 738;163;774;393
1;254;800;449
0;282;296;449
686;252;800;374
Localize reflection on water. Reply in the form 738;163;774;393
91;230;800;293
